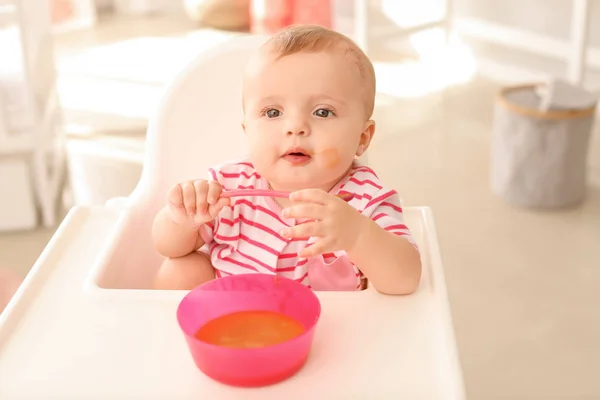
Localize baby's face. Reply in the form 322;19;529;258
242;50;373;192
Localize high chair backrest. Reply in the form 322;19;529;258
131;34;269;214
97;35;269;289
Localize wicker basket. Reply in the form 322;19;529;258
491;84;596;209
184;0;250;31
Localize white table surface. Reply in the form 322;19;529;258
0;206;464;399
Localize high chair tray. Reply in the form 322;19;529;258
0;206;464;399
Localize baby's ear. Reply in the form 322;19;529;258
363;119;375;137
356;120;375;156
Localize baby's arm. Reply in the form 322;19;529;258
347;215;421;295
152;207;205;257
152;180;229;290
347;194;421;295
152;180;229;258
282;188;421;294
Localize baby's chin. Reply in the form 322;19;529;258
252;158;352;192
266;179;315;192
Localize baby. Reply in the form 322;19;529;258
151;25;422;294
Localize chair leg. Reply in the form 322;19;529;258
354;0;369;54
30;143;66;228
444;0;453;45
31;150;54;228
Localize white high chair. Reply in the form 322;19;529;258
0;35;465;399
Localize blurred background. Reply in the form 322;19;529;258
1;0;599;398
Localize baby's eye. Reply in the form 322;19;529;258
265;109;281;118
314;108;334;118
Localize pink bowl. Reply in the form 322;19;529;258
176;274;321;387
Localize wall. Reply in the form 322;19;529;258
99;0;184;14
455;0;600;47
452;0;600;186
334;0;600;186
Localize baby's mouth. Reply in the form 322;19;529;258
282;148;312;165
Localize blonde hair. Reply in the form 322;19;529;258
263;25;376;118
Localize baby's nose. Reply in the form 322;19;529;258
287;128;307;136
286;118;310;136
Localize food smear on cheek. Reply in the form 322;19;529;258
318;148;340;170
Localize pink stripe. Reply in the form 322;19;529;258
276;265;297;272
214;245;227;259
208;168;218;181
276;260;301;270
233;199;287;225
365;190;397;209
209;242;221;257
380;201;403;214
294;272;309;283
277;258;308;271
221;171;260;179
372;213;387;221
236;249;277;273
348;177;383;190
215;233;280;256
219;256;259;273
278;252;297;259
385;224;409;231
219;215;286;243
215;233;239;242
349;192;373;201
216;217;236;226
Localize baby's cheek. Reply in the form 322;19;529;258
318;148;341;170
247;136;266;157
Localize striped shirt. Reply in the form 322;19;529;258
198;159;417;290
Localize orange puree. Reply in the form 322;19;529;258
194;310;305;349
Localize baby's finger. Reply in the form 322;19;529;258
207;197;230;219
282;203;325;220
206;181;223;205
298;240;330;258
289;189;330;204
281;221;323;240
194;180;209;215
181;181;197;215
167;184;184;208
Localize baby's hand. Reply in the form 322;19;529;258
167;180;230;227
280;189;367;257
